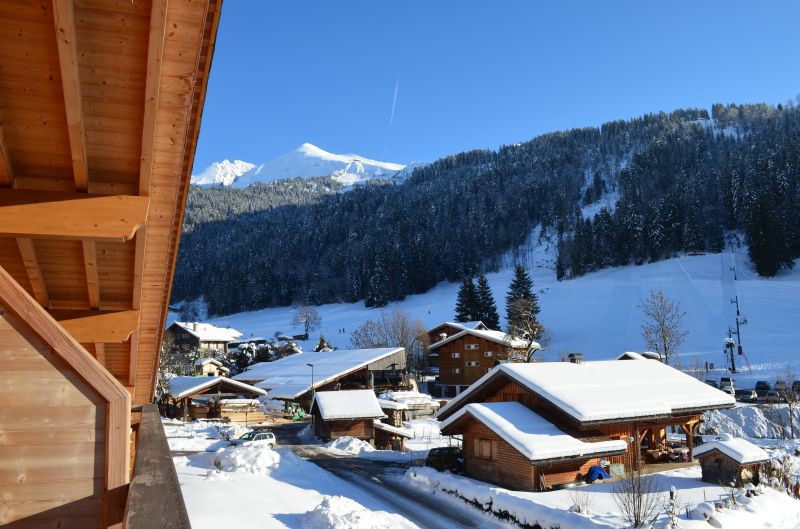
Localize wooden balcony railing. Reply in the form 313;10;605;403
124;404;192;528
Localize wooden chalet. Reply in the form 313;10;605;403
429;325;532;397
193;357;230;377
310;390;386;442
693;434;769;486
165;321;242;354
234;347;407;411
437;357;736;491
162;376;267;423
425;321;488;345
0;0;221;527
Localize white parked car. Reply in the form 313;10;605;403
229;430;276;448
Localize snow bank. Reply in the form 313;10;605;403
703;405;800;439
188;443;296;474
325;436;375;454
406;467;614;529
300;496;411;529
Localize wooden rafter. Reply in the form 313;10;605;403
0;189;149;242
52;0;89;191
94;342;106;364
48;299;132;312
16;238;49;307
0;114;12;187
57;309;140;344
82;240;100;308
140;0;168;197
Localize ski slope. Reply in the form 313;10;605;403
195;250;800;385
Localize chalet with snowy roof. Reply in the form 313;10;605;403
311;389;386;441
194;358;230;377
436;356;735;491
166;321;243;354
429;324;532;396
233;347;406;410
694;434;769;486
163;376;267;423
425;321;489;344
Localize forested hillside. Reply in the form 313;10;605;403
173;103;800;316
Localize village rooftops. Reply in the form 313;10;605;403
194;358;229;369
233;347;405;399
378;391;441;410
438;358;735;424
311;390;386;421
428;327;532;350
442;401;628;463
173;321;243;342
693;434;770;464
166;376;267;399
427;321;488;334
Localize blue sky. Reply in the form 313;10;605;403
193;1;800;171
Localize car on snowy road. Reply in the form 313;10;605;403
734;389;758;403
425;446;464;473
229;430;276;448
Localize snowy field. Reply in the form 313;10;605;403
192;249;800;385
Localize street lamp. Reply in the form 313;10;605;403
307;363;315;418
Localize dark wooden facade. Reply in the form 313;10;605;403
436;334;523;391
313;415;374;441
697;450;765;486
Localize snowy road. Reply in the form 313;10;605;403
266;423;508;529
309;455;508;529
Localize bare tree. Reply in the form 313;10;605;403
292;304;321;337
156;336;183;399
639;290;688;366
507;298;545;361
350;308;428;378
611;471;662;528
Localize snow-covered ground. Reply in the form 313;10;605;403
406;465;800;529
195;249;800;385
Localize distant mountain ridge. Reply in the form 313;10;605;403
191;143;407;188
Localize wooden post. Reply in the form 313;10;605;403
634;423;641;471
182;398;189;422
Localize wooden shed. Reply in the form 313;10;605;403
163;375;267;423
0;0;221;526
693;434;770;486
311;390;386;442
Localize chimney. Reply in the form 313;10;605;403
192;322;198;331
439;333;447;341
568;353;584;364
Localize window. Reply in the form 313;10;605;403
452;368;461;374
466;360;480;367
451;352;461;358
484;351;494;358
465;344;479;350
473;438;494;460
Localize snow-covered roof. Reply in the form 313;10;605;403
312;390;386;421
372;420;414;438
428;327;531;350
173;321;242;343
167;376;266;399
438;359;735;424
233;348;405;399
693;434;770;464
378;391;440;411
194;358;223;366
617;351;662;361
428;321;487;334
442;401;627;462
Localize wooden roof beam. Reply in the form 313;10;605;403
57;309;140;344
82;240;100;308
0;115;13;187
16;238;49;307
0;189;149;242
53;0;89;191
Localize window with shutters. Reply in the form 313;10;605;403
452;367;461;374
484;351;494;358
466;360;480;367
451;352;461;358
465;344;479;350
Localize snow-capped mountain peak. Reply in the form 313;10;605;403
191;159;256;186
192;144;406;188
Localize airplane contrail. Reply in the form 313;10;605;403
383;80;399;158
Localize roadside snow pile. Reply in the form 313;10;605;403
300;496;411;529
162;419;250;452
325;436;376;454
703;405;800;438
406;467;611;529
187;443;300;475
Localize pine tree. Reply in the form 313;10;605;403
475;273;500;329
454;276;479;322
505;265;543;341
